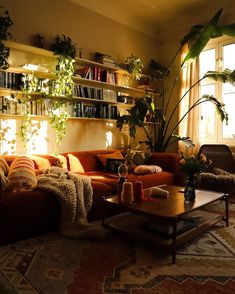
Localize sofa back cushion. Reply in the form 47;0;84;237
62;150;119;172
7;156;37;192
67;154;85;173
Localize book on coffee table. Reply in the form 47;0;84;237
141;216;197;237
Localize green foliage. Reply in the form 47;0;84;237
117;9;235;152
0;6;13;69
50;34;77;59
179;153;212;176
52;56;75;97
48;101;69;150
125;54;144;80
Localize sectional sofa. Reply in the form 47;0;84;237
0;149;182;244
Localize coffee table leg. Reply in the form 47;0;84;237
172;221;177;264
224;194;229;227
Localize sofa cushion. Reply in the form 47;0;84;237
127;171;174;189
29;155;52;170
67;153;85;173
134;165;162;174
62;150;118;172
96;150;124;168
0;156;9;175
7;156;37;192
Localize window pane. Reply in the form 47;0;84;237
222;90;235;138
199;49;215;79
0;119;16;155
199;84;216;139
26;120;48;154
222;43;235;139
223;43;235;69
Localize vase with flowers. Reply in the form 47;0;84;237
179;153;212;202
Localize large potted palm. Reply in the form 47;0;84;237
117;9;235;152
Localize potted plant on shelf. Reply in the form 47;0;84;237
116;9;235;152
0;6;13;70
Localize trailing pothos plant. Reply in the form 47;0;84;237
49;34;76;150
19;73;41;148
117;8;235;152
0;6;13;69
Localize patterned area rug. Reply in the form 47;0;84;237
1;202;235;294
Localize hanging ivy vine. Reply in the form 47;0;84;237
49;34;77;150
18;73;41;148
0;6;13;69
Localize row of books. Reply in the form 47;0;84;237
73;85;117;101
0;72;23;90
0;96;118;120
76;66;116;84
71;102;118;119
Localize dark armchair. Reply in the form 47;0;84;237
197;144;235;195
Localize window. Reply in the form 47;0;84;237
199;37;235;145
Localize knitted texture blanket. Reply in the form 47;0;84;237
37;167;93;238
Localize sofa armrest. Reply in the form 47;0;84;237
147;152;184;185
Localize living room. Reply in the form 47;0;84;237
1;0;235;293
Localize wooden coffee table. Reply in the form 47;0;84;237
102;185;229;263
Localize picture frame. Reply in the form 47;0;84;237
105;158;125;173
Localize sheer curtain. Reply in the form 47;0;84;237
178;44;200;155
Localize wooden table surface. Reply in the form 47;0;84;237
105;185;225;219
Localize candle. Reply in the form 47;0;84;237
121;182;134;204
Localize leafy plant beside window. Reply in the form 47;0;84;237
117;9;235;152
0;6;13;69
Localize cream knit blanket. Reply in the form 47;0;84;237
37;167;95;238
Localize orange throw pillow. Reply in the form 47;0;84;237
97;151;124;168
67;154;85;173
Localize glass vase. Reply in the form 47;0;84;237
184;175;196;202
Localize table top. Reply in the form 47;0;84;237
105;185;225;219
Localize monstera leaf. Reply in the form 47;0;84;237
183;9;222;64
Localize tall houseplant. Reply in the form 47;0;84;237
117;9;235;152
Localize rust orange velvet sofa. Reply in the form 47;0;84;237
0;150;182;245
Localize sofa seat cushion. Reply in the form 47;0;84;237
126;171;174;189
82;171;119;191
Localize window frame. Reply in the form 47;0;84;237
199;36;235;147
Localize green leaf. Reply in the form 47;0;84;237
180;25;203;46
183;8;222;64
172;134;195;148
202;94;228;124
204;68;235;85
220;24;235;36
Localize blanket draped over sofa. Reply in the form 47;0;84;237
37;167;94;238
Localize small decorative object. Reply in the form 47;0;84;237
134;181;144;202
184;175;196;202
179;152;212;202
117;164;128;202
121;181;134;204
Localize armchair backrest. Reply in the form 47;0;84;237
198;144;235;174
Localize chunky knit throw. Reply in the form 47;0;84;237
37;167;94;238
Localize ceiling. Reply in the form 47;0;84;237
68;0;235;38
